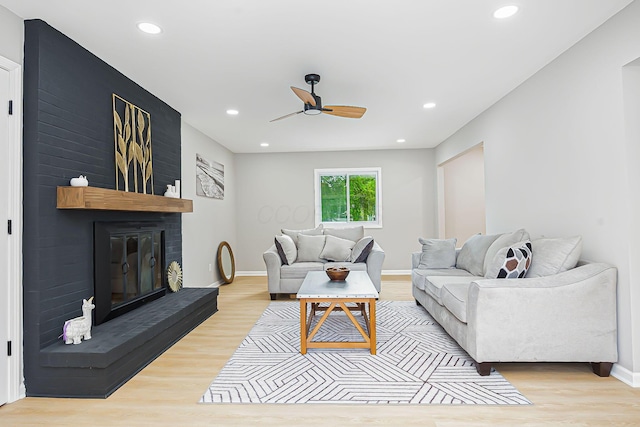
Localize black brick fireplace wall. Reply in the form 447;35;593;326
23;20;184;396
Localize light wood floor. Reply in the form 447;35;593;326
2;275;639;426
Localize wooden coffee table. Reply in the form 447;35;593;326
296;271;379;355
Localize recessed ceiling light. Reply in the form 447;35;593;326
260;142;269;147
493;5;519;19
137;22;162;34
396;139;406;143
226;109;239;115
423;102;436;109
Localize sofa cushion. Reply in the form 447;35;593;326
482;229;529;275
416;273;477;305
280;262;324;279
417;238;457;269
281;225;323;245
320;235;355;262
441;282;470;323
274;234;297;265
351;236;374;262
525;236;582;277
296;234;327;262
323;226;365;242
485;240;532;279
456;234;500;276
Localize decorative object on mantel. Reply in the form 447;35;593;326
164;184;179;198
196;153;224;199
61;297;95;345
69;175;88;187
167;261;183;292
112;93;154;195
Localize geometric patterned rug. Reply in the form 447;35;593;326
200;301;531;405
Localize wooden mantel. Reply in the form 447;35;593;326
57;186;193;213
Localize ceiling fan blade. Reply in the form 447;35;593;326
269;110;304;122
322;105;367;119
291;86;316;106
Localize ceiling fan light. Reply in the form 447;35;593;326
303;109;322;115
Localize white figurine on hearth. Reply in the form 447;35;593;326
62;297;95;345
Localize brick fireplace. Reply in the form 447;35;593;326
22;19;217;397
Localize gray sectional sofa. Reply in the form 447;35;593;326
412;229;618;376
264;225;385;299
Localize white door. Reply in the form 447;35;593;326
0;66;9;406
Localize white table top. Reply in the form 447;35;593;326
296;271;379;299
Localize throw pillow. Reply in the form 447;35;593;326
295;234;326;262
456;233;500;276
323;225;365;243
320;235;356;262
274;235;297;265
483;229;530;275
351;236;374;263
485;240;532;279
525;236;582;277
281;225;323;245
417;237;457;269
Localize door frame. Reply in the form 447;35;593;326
0;54;24;403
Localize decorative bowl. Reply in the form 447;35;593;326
326;267;350;281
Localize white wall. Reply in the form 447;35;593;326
441;144;486;244
0;5;23;64
235;149;436;272
435;1;640;380
181;122;236;287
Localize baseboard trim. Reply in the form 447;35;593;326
611;363;640;387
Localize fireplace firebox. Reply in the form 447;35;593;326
94;222;166;325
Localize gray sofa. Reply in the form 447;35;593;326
264;225;385;299
412;229;618;377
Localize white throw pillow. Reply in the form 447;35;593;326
525;236;582;277
296;234;327;262
320;235;356;262
281;225;323;245
351;236;374;262
417;238;457;269
323;226;365;243
485;240;532;279
274;235;297;265
456;233;500;276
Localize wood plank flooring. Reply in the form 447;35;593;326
1;275;639;426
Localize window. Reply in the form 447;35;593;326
314;168;382;228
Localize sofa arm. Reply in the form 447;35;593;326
366;242;385;292
466;262;618;363
263;245;283;293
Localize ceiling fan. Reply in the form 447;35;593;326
270;74;367;122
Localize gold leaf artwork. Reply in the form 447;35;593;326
112;94;154;194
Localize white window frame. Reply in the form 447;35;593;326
314;167;382;229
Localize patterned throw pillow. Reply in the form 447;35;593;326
485;241;532;279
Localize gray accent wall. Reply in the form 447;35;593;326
435;1;640;380
235;149;437;272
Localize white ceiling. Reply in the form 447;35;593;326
0;0;634;153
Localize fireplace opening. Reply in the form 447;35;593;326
94;222;166;325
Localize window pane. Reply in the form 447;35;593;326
320;175;347;222
349;174;377;222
